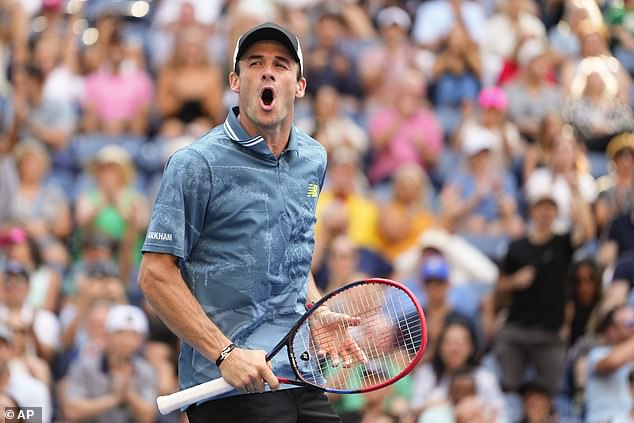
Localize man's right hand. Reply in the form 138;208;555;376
218;348;280;394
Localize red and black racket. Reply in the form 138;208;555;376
157;278;427;414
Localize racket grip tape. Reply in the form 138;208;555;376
156;377;234;415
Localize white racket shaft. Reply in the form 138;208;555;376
157;377;233;414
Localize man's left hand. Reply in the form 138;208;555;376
310;309;367;368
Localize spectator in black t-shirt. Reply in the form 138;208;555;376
493;180;594;393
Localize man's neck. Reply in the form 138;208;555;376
261;127;291;158
238;112;292;158
528;226;554;244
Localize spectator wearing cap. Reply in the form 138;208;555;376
440;126;523;242
75;144;149;270
0;260;60;363
493;177;594;396
525;132;597;233
81;29;154;136
359;6;420;113
503;39;562;143
455;86;524;175
367;68;443;187
585;305;634;423
418;254;469;352
63;304;157;423
0;324;52;423
517;380;557;423
595;133;634;229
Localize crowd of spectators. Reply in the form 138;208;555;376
1;0;634;422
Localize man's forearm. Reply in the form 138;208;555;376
307;273;322;305
138;253;231;362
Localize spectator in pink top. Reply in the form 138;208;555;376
368;69;443;186
81;30;154;137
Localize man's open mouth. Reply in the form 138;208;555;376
261;88;274;106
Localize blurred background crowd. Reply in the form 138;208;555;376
1;0;634;422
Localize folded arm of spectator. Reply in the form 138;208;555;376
595;336;634;374
64;393;121;421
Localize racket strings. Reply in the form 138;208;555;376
292;283;424;392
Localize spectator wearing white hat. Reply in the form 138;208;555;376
63;304;157;423
440;126;524;242
359;6;420;113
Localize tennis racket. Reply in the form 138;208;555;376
157;278;427;415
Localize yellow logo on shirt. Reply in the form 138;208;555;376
307;183;318;198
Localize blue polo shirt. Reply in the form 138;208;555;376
142;107;327;392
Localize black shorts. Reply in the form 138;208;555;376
185;388;342;423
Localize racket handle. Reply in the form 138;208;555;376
156;377;234;415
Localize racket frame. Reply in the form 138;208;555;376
271;278;427;394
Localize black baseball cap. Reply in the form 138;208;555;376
232;22;304;75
